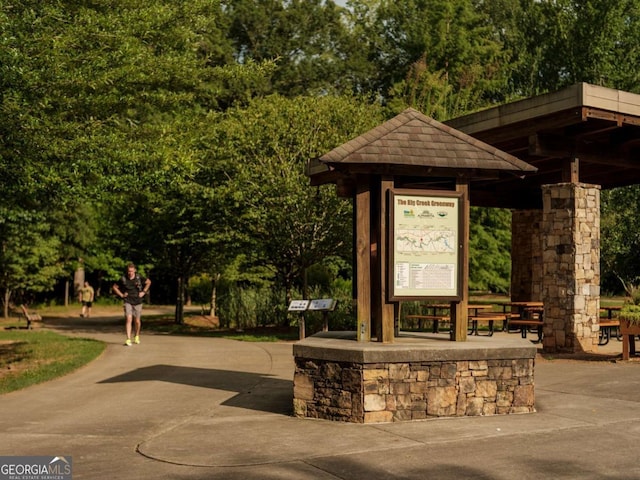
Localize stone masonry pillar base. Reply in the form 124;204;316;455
541;183;600;353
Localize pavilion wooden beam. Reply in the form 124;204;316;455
529;133;640;168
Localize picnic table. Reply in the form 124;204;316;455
467;305;508;336
500;302;544;342
407;303;501;335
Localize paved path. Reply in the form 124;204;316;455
1;312;639;479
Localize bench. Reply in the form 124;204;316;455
508;318;543;343
20;304;42;329
468;314;508;336
404;315;450;333
598;319;620;346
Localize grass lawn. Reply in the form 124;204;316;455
0;329;105;395
142;314;300;342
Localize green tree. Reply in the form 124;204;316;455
347;0;510;116
0;208;65;317
601;186;640;295
1;0;242;312
224;0;361;96
213;94;383;317
481;0;640;97
468;207;512;294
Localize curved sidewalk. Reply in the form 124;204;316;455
0;313;639;479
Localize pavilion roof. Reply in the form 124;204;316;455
445;83;640;208
308;108;536;193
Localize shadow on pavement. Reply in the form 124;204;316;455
99;364;293;415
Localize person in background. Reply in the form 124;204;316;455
79;281;95;318
112;263;151;346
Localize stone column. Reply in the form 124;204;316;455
511;210;543;302
541;183;600;353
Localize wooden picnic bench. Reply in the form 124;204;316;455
20;304;42;329
505;304;544;343
507;317;543;343
598;319;620;346
468;313;509;336
404;315;450;333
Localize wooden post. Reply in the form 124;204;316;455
452;179;470;341
356;180;371;342
562;156;580;183
299;313;305;340
377;176;395;343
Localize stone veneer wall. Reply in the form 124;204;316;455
541;183;600;353
511;210;543;302
293;355;535;423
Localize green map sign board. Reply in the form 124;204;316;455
388;190;463;301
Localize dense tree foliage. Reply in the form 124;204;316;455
468;208;512;294
479;0;640;97
601;187;640;294
213;95;382;309
0;208;64;317
224;0;360;95
2;0;639;321
356;0;512;118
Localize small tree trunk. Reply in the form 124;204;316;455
3;288;12;319
64;279;70;307
175;275;185;325
209;273;220;317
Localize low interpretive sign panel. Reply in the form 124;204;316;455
308;299;337;311
288;300;310;312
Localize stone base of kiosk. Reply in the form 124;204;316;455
293;332;537;423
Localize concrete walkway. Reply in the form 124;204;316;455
1;311;639;479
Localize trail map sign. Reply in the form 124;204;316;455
388;190;463;301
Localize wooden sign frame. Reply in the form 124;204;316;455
388;189;464;301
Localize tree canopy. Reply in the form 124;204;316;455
2;0;640;321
